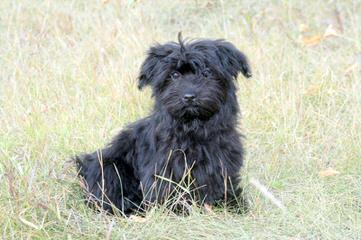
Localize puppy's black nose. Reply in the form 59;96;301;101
183;93;196;102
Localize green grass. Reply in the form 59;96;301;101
1;0;361;239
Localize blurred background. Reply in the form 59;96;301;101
0;0;360;239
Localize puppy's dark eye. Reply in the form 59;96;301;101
170;71;181;80
202;69;212;77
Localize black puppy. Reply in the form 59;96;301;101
75;33;251;215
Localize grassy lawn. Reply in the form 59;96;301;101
1;0;361;239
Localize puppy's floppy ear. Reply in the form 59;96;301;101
215;40;252;79
138;44;174;89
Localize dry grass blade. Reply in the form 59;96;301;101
19;217;41;230
250;178;286;211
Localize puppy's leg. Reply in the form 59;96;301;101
75;130;141;215
224;176;249;213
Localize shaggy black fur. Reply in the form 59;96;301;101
75;34;251;215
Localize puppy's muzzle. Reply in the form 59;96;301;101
182;93;196;104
